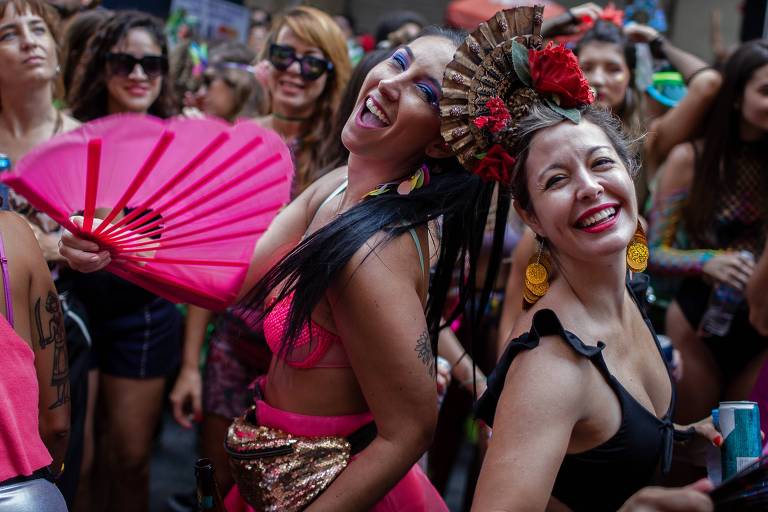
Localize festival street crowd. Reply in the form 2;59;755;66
0;0;767;511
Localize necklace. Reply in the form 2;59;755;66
271;111;311;122
364;164;431;198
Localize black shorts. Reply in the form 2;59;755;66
89;297;181;379
676;277;768;381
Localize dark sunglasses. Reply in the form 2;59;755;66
105;52;168;79
201;72;234;89
268;44;333;81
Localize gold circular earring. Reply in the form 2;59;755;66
524;237;551;307
626;221;649;273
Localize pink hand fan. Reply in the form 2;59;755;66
2;113;293;310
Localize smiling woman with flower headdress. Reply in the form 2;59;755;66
432;11;721;512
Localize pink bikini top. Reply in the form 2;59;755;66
262;180;426;370
263;292;350;369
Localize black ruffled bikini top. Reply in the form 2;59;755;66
476;280;693;511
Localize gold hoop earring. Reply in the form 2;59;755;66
626;221;649;273
524;238;550;306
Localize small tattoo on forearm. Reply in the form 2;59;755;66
34;292;70;409
415;329;435;379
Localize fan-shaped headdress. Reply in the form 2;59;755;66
440;5;595;186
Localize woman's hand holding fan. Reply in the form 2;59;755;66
2;113;293;310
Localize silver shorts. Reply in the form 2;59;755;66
0;477;68;511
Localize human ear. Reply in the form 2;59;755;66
424;137;453;160
513;199;544;239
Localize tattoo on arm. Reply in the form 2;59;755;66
33;291;70;409
414;329;436;379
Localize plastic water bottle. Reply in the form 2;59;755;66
699;251;754;337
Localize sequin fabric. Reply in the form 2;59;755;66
226;414;351;511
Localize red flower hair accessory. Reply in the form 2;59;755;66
473;144;516;185
528;41;595;108
473;97;511;133
580;3;624;29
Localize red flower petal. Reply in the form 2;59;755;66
473;144;516;185
528;42;594;108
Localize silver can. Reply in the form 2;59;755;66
715;401;762;480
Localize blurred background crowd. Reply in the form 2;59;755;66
1;0;767;511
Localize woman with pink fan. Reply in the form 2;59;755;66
56;15;524;509
170;6;353;498
8;106;293;512
63;10;180;512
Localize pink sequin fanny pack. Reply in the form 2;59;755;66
225;405;376;512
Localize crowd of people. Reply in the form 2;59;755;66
0;0;766;511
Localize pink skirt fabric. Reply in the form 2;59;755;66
224;379;448;511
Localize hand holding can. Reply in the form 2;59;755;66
713;401;762;480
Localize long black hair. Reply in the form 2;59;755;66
684;40;768;243
242;26;510;360
69;10;176;121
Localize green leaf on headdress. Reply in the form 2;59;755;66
509;42;532;88
545;98;581;124
474;152;488;160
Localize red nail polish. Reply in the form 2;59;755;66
714;435;723;447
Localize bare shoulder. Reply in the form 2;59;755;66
658;141;696;193
0;211;41;278
508;331;591;384
505;305;593;398
0;210;37;246
499;328;592;424
332;228;425;299
311;166;348;192
303;166;348;210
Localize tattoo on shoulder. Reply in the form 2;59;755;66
33;291;70;409
414;329;435;379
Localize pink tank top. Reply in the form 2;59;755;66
0;233;52;482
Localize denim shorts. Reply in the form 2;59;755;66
90;297;181;379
